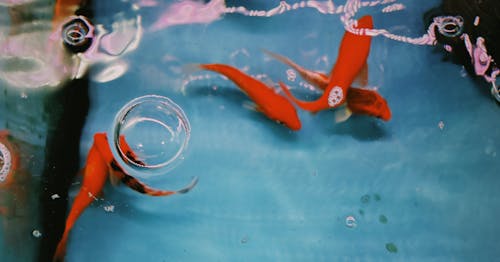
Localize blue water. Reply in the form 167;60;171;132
2;0;500;261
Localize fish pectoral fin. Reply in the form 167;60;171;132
176;176;199;194
242;101;261;112
334;105;353;123
181;63;202;76
353;62;369;88
109;169;122;186
263;78;277;89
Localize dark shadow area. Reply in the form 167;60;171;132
37;75;90;262
327;116;390;142
424;1;500;93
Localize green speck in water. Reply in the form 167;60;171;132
379;215;388;224
360;194;370;204
358;209;364;216
386;243;398;253
374;194;381;201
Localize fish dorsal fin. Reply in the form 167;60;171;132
353;62;369;88
334;104;353;123
262;78;277;89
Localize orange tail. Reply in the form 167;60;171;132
347;88;391;121
117;171;198;196
53;143;109;262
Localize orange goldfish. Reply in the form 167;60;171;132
279;15;389;121
53;133;197;261
197;64;302;130
265;48;390;121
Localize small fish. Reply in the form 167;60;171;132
279;15;375;113
53;133;198;262
197;63;302;130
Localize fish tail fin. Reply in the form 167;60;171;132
121;173;198;196
347;87;391;121
53;185;100;262
261;49;295;67
181;63;203;76
175;176;199;194
180;63;204;94
334;106;353;123
353;62;369;88
53;232;69;262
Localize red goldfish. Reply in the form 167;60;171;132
197;64;302;130
265;48;390;121
279;15;390;121
53;133;197;261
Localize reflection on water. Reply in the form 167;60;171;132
0;0;143;261
0;0;498;261
0;131;42;262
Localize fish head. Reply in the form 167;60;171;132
266;97;302;131
282;114;302;131
378;100;392;121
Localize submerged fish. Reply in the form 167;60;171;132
196;63;302;130
278;15;390;121
53;133;198;261
265;48;390;121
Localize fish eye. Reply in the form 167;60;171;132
62;16;94;53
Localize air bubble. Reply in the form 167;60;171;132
434;16;464;38
32;229;42;238
112;95;191;176
61;16;94;53
0;142;12;183
345;215;357;228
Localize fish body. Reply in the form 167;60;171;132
347;87;391;121
280;15;374;113
199;64;302;130
53;133;197;261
